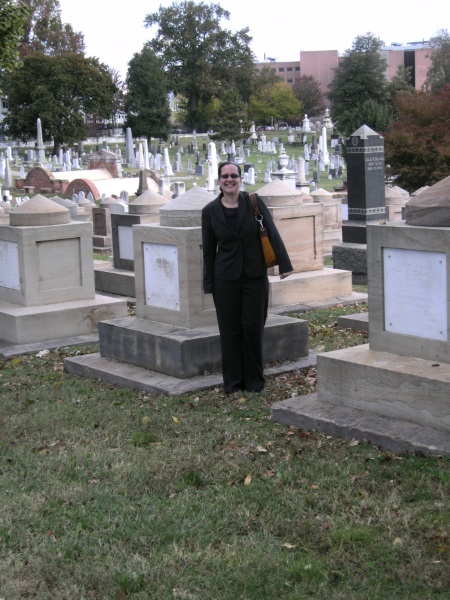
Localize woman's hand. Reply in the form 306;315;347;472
279;271;294;280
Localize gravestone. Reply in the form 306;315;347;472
272;182;450;454
0;195;126;349
65;186;310;393
343;124;385;244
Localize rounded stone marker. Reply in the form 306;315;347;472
10;193;70;226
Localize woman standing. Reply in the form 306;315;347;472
201;162;293;394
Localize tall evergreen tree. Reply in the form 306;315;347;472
327;33;389;136
209;87;249;143
144;1;255;131
292;75;326;117
124;46;171;141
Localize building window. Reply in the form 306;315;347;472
287;79;293;83
287;67;293;72
278;67;284;72
295;66;300;71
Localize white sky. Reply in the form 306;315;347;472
58;0;445;80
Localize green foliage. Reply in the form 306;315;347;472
384;86;450;190
145;1;255;131
327;33;389;136
424;29;450;94
209;87;250;142
292;75;326;117
3;53;116;152
253;65;283;93
249;81;302;126
386;64;415;115
20;0;85;56
0;0;29;91
124;46;171;141
350;98;394;133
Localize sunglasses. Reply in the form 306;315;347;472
220;173;240;179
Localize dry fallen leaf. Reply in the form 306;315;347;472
172;416;181;425
282;543;297;549
256;446;268;453
349;439;360;446
238;397;246;404
244;474;252;486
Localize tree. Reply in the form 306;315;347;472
4;53;115;153
20;0;84;57
253;66;282;93
292;75;326;117
124;46;171;141
144;1;255;131
0;0;29;92
424;29;450;94
327;33;389;136
209;87;250;143
108;67;125;132
384;86;450;191
249;81;301;127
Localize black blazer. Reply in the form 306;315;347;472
201;191;293;294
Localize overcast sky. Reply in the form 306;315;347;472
58;0;445;79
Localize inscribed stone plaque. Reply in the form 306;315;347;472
0;240;20;290
143;243;179;310
383;248;447;341
118;225;134;260
37;239;82;291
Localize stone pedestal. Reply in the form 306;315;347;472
92;206;112;251
272;219;450;455
0;195;127;348
65;188;310;393
343;125;386;245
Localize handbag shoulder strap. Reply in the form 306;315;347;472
248;192;261;218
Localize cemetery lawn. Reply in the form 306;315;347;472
1;305;449;599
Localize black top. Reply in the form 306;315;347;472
201;192;293;294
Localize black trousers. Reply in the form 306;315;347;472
213;273;269;393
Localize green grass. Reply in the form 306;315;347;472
0;307;448;599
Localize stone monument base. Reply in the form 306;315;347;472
316;345;450;431
97;313;308;378
94;260;135;297
269;268;352;307
0;295;127;345
271;343;450;455
271;392;450;456
332;242;368;284
93;235;112;252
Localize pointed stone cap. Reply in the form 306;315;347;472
405;175;450;226
411;186;430;197
159;186;214;226
129;189;168;215
100;196;117;207
350;124;381;138
385;186;408;207
50;195;79;217
10;193;70;226
391;185;409;197
256;179;304;207
310;187;332;202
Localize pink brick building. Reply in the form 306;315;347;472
254;42;431;100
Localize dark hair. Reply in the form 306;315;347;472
218;161;241;178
